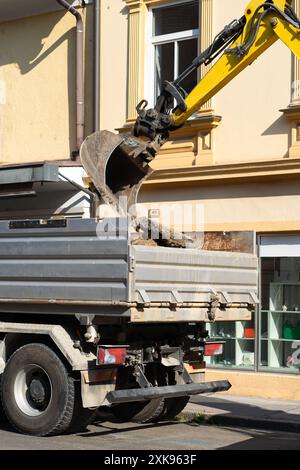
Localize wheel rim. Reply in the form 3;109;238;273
13;364;53;417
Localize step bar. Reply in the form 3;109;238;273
106;380;231;404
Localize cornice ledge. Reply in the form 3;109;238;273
145;157;300;185
125;0;166;6
280;105;300;121
123;0;146;11
143;0;171;5
173;115;222;133
124;0;143;5
117;115;222;134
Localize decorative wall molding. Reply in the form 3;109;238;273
292;0;300;104
153;114;221;168
118;114;222;168
143;155;300;186
281;105;300;157
125;0;147;121
199;0;214;112
143;0;175;6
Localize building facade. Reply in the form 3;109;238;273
1;0;300;399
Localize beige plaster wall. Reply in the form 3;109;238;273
0;0;295;169
206;369;300;401
139;178;300;232
0;6;94;165
212;0;292;164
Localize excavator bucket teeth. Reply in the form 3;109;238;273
80;130;155;214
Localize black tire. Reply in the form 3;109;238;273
156;396;190;421
110;363;166;424
111;397;165;424
0;343;94;436
67;380;96;434
0;374;6;423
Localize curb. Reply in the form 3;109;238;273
178;409;300;434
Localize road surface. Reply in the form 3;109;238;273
0;417;300;450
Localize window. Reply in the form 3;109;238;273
206;319;256;370
149;1;199;103
260;256;300;372
259;236;300;373
206;235;300;374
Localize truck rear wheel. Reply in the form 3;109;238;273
111;397;165;424
0;343;94;436
155;396;190;421
110;363;166;424
0;374;6;423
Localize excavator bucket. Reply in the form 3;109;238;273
80;130;195;248
80;130;156;214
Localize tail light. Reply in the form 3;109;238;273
204;342;224;356
97;345;127;366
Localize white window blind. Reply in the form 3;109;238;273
260;236;300;257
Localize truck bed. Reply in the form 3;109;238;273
0;218;258;322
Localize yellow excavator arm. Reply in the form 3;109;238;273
135;0;300;138
173;0;300;127
81;0;300;211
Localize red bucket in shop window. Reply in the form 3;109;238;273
244;328;255;338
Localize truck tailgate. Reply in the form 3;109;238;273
130;245;258;322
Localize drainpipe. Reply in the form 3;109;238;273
56;0;84;159
94;0;100;132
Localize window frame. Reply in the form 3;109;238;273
145;0;199;108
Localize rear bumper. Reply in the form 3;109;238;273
106;380;231;404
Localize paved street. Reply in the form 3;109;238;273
0;417;300;450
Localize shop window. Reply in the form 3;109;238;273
260;257;300;372
149;0;199;103
207;238;300;373
206;320;256;369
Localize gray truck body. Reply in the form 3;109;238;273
0;217;258;322
0;215;258;432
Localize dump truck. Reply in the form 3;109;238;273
0;0;299;436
